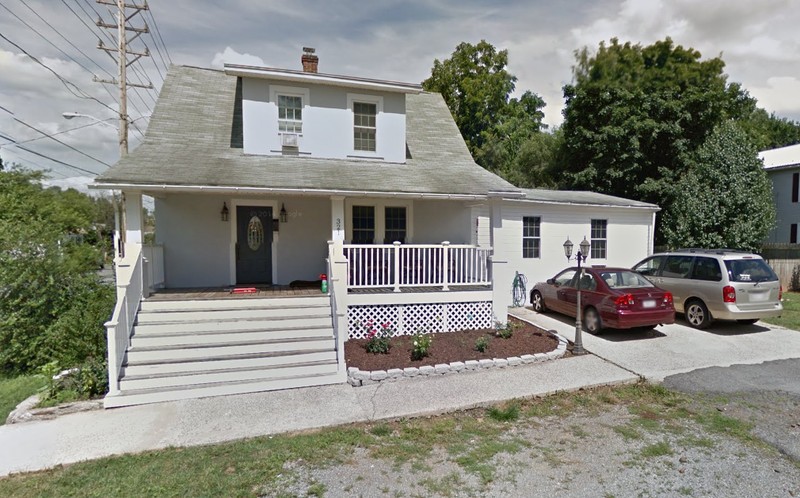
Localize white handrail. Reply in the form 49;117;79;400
104;245;144;396
344;242;491;290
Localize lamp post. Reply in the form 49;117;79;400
563;236;591;355
62;112;118;130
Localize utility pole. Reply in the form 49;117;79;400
95;0;153;259
95;0;153;157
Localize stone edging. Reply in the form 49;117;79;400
347;326;569;387
6;395;102;425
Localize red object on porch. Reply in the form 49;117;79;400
230;287;257;294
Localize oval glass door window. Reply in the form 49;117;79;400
247;216;264;251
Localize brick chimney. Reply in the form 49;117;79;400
301;47;318;73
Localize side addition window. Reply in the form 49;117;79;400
278;95;303;133
522;216;541;258
793;173;799;203
353;102;377;152
792;223;798;244
352;206;375;244
590;219;607;259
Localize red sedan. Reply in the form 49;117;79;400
530;267;675;334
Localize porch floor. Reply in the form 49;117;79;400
146;286;322;301
146;284;492;301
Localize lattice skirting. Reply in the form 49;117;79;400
347;301;493;339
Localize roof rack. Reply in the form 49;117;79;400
674;248;749;255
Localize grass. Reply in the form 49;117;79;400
0;375;47;425
0;382;771;497
762;291;800;330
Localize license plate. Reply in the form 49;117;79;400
749;291;769;302
642;299;656;309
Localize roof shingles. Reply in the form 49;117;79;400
96;65;516;196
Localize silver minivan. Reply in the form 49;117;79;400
633;249;783;329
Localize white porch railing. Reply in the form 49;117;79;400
344;242;491;291
104;244;144;396
142;244;165;292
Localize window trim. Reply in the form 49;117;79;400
347;93;383;156
270;85;310;137
590;219;608;259
522;216;541;259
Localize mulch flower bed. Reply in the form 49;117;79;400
344;317;559;371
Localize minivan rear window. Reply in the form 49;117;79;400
724;259;778;283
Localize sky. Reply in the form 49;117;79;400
1;0;799;192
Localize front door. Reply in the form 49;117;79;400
236;205;273;284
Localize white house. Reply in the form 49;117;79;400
93;49;659;407
760;143;800;243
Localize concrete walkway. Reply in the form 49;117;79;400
5;308;799;477
514;307;800;381
0;329;636;477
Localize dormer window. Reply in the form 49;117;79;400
354;102;377;152
278;95;303;133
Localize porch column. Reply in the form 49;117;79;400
123;190;144;248
330;195;345;241
490;199;513;326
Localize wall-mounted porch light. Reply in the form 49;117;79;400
221;202;229;222
280;203;288;223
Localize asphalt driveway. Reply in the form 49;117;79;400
512;307;800;381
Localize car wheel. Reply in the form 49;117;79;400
685;300;711;329
737;319;759;325
531;291;546;313
583;307;602;335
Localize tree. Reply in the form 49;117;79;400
660;121;775;251
423;40;517;157
422;41;549;182
0;167;113;374
558;38;758;243
738;108;800;150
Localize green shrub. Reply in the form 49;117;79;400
411;332;433;361
364;321;394;354
475;336;489;353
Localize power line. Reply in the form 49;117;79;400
13;117;111;167
59;0;153;121
6;143;102;176
0;32;119;116
17;0;115;79
145;5;171;65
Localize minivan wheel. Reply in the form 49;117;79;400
583;307;602;335
685;300;711;329
531;291;546;313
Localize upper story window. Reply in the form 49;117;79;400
278;95;303;133
354;102;377;152
591;219;607;259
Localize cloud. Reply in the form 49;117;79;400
210;47;267;68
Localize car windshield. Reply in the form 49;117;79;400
598;270;655;289
724;259;778;283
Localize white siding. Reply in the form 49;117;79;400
241;78;406;162
493;201;657;304
765;168;797;243
155;195;231;288
155;194;332;287
413;200;473;244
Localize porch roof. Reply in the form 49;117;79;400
94;65;518;198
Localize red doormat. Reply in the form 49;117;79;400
230;287;258;294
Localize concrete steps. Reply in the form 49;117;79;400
105;294;344;408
